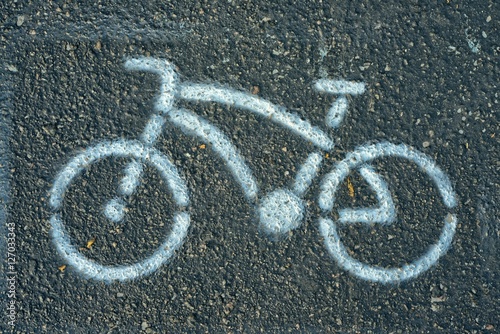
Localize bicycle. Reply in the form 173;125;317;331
49;57;458;284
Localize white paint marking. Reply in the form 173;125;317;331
319;214;457;283
149;150;190;207
314;79;366;96
325;95;349;129
141;114;166;146
124;58;178;111
167;108;258;201
50;58;459;284
104;198;126;223
318;142;458;283
119;160;144;196
258;189;304;237
51;211;189;282
50;140;189;282
314;80;365;129
98;59;180;227
319;142;457;211
293;152;323;196
318;161;350;212
96;59;180;228
338;164;396;225
178;84;334;151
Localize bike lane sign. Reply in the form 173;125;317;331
49;57;458;284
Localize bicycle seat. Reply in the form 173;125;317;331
314;79;366;129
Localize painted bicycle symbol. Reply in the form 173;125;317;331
49;57;458;284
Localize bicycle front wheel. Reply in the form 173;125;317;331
318;142;458;284
49;139;190;282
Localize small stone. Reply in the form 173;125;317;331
423;141;431;148
250;86;260;95
384;65;391;71
141;321;149;330
431;296;446;303
486;16;491;23
359;62;371;71
117;292;124;298
7;65;18;72
17;15;25;26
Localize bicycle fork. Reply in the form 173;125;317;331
103;58;178;222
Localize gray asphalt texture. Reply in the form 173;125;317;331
1;1;499;333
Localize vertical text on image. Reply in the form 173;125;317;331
6;221;16;326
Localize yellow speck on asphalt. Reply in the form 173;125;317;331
347;177;355;198
86;237;96;249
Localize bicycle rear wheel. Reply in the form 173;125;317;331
318;142;457;283
49;139;190;282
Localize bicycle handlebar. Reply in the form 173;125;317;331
314;79;366;95
124;57;179;111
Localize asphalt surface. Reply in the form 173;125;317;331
1;1;499;333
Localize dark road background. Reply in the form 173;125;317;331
1;1;499;332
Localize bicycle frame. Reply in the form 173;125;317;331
120;57;392;236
